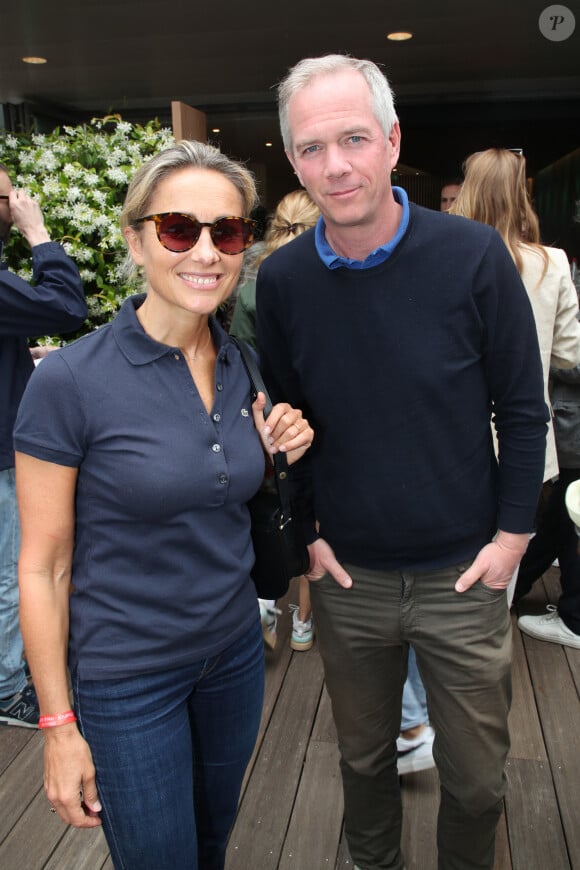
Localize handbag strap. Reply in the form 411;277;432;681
231;337;293;520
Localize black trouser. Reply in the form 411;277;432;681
514;467;580;634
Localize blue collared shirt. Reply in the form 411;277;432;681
314;186;410;270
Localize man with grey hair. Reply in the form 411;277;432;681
256;55;548;869
0;163;86;728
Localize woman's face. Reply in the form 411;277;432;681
124;167;245;319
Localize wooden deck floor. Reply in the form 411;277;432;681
1;568;579;869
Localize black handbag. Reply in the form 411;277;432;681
233;338;310;599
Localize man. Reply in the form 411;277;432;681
0;163;87;728
440;178;462;211
256;56;548;870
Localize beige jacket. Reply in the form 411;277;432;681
520;245;580;481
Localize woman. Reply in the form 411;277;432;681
14;141;313;869
451;147;580;484
231;189;320;652
230;189;320;350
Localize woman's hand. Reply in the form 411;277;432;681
44;725;102;828
252;392;313;465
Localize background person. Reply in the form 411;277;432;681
439;177;462;211
14;141;312;870
515;363;580;649
0;163;86;729
257;54;548;870
451;147;580;602
231;188;320;652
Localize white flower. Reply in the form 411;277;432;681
105;167;129;184
38;152;59;172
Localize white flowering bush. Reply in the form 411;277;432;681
0;115;174;336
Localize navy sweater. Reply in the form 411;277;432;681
0;241;86;470
256;205;549;571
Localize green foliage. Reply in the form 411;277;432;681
0;115;174;338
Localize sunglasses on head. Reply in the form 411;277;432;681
134;212;257;255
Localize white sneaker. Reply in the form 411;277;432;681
397;725;435;775
258;600;281;650
289;604;314;651
518;606;580;650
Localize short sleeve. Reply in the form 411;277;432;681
13;352;87;467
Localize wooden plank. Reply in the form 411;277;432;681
523;634;580;862
238;590;295;797
0;726;36;775
401;767;439;870
493;808;512;870
278;740;343;870
509;614;547;761
237;581;306;796
0;733;44;842
43;824;110;869
225;648;325;869
0;787;69;865
504;757;570;870
280;676;342;868
310;685;337;743
565;644;580;697
335;832;353;868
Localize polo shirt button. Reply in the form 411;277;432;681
218;474;228;485
212;443;221;453
216;383;223;391
213;413;221;422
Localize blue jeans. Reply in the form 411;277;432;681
74;616;265;870
400;646;428;731
0;468;27;700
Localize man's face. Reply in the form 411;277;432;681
0;170;13;241
285;69;400;234
440;183;461;212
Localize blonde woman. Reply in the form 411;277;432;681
230;189;320;349
451;147;580;485
14;141;313;869
231;189;320;651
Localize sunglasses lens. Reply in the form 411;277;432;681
158;214;200;252
211;218;254;254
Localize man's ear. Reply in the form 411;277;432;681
388;122;402;171
285;149;305;187
123;225;144;266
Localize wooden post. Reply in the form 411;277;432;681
171;101;207;142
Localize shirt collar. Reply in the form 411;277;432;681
314;186;410;271
112;293;233;366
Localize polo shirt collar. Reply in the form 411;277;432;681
112;293;233;366
315;185;409;271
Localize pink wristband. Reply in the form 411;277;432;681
38;710;77;729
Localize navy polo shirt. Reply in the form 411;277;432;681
14;294;264;679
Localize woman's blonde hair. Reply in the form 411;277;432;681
256;189;319;268
450;148;547;278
